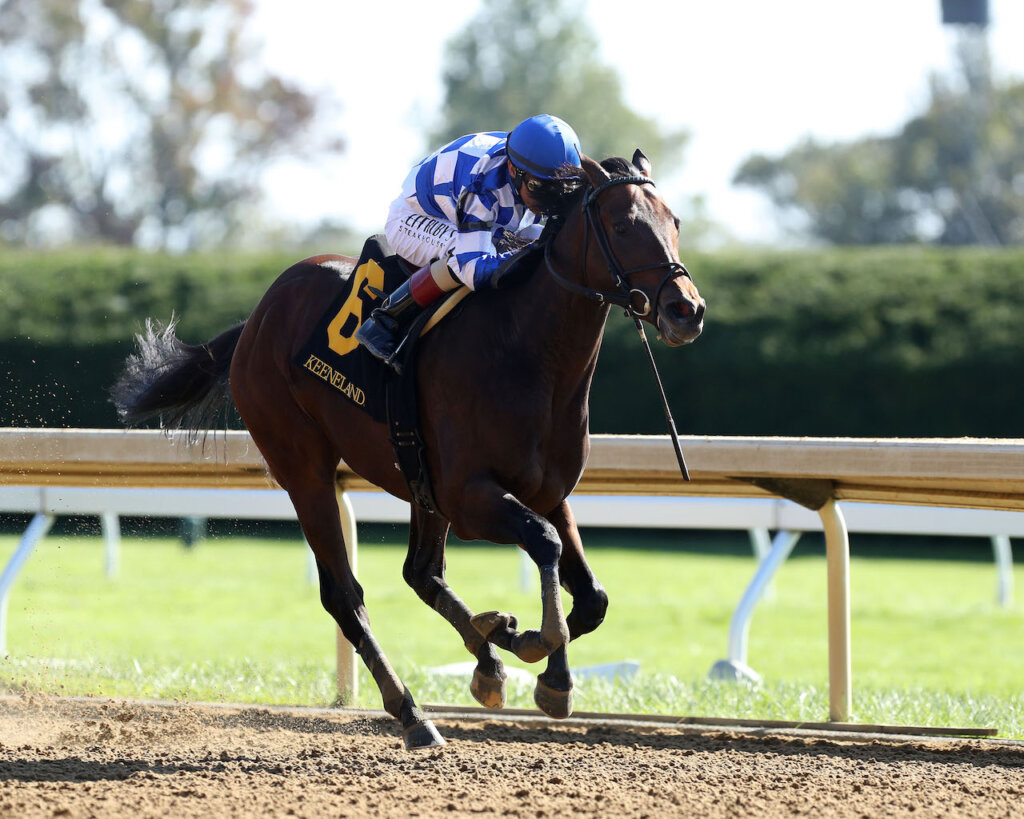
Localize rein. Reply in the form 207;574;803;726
543;175;692;321
542;172;693;482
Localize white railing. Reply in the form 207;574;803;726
2;487;1019;664
2;428;1023;723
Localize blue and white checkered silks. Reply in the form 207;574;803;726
384;132;542;291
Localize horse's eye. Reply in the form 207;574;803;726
612;221;629;236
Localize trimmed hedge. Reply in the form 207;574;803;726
0;247;296;344
0;248;296;428
592;247;1024;437
1;246;1022;436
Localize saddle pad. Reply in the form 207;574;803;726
293;236;409;423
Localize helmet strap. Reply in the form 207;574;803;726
508;162;527;200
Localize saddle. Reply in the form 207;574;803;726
295;233;547;516
294;236;466;514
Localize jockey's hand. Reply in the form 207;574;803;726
489;242;545;290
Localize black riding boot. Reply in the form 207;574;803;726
355;279;425;372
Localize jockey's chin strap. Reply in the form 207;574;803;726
542;173;693;482
543;175;692;323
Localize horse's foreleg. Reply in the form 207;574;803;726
459;484;570;664
402;506;507;709
533;500;609;719
551;500;609;640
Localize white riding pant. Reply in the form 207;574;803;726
384;201;462;291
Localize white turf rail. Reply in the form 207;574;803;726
2;428;1024;509
1;428;1023;723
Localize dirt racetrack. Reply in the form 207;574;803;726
1;695;1022;818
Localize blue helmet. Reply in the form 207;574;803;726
507;114;582;180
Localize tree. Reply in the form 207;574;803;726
0;0;342;250
431;0;687;172
733;75;1024;246
731;136;915;245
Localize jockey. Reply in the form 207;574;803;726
355;113;583;370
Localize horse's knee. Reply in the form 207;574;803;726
567;584;608;637
522;517;562;566
456;485;562;565
402;552;442;606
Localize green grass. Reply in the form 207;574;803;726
1;528;1022;737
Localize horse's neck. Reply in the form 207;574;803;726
508;245;611;381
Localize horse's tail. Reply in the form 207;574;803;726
111;317;245;440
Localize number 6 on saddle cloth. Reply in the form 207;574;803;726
293;234;473;512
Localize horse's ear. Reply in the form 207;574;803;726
581;154;611;187
632;149;652;177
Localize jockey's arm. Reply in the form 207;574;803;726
449;191;540;290
449;227;519;291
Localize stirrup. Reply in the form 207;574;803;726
355;265;441;373
357;315;402;364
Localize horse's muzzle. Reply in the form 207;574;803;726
656;296;705;346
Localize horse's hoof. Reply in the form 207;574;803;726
402;719;446;750
471;667;507;710
534;679;573;720
470;611;518;640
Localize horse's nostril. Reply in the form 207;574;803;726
668;301;695;320
695;301;705;321
671;300;696;319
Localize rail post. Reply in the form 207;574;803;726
819;499;852;722
335;486;358;704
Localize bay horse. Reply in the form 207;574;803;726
112;150;705;749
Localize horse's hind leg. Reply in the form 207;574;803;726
292;482;444;749
402;505;508;709
241;408;442;749
534;500;609;719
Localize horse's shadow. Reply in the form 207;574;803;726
428;717;1024;771
206;707;394;738
4;712;1020;785
0;756;207;784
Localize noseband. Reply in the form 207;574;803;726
543;175;692;321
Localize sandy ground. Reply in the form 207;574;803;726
0;695;1022;818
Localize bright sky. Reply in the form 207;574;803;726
251;0;1024;245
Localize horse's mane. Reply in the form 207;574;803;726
544;156;640;218
597;156;637;176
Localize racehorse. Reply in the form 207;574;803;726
112;150;705;749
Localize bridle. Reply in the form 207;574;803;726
542;171;696;482
543;174;693;321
